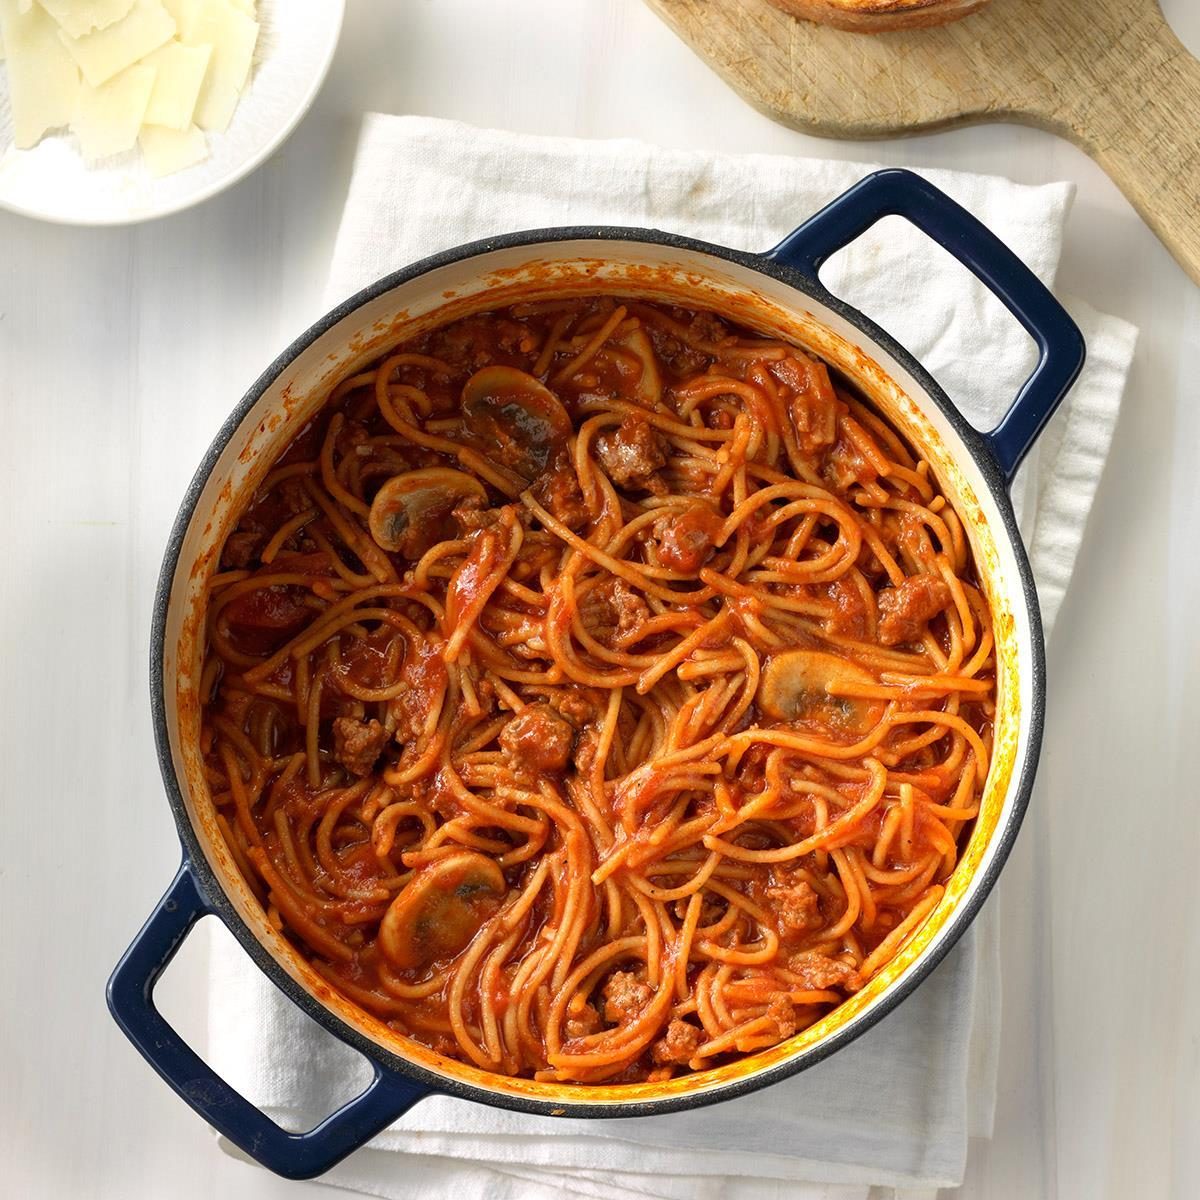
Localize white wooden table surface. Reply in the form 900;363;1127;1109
2;2;1196;1197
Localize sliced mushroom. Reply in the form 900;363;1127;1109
612;327;662;408
368;467;487;557
460;365;572;480
379;851;507;970
758;648;883;734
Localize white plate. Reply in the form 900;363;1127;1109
0;0;344;226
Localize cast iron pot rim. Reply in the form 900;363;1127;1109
149;224;1044;1119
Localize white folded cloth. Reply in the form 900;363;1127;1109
207;115;1137;1199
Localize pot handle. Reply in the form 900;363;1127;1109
765;168;1085;483
107;861;432;1179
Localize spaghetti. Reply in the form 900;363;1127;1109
201;297;995;1083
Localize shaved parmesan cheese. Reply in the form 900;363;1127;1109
1;0;80;148
161;0;200;39
37;0;137;39
2;0;257;174
139;121;206;175
57;0;174;87
183;0;255;133
71;60;155;160
163;0;250;43
142;38;209;129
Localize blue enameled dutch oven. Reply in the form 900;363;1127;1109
108;170;1084;1178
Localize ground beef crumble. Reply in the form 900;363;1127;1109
220;531;262;570
332;717;389;777
766;995;799;1039
499;703;575;772
877;575;952;646
532;453;590;530
601;970;652;1023
787;951;857;991
580;576;650;647
651;1018;704;1065
766;874;823;938
594;413;666;488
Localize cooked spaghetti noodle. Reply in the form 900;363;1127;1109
201;297;995;1083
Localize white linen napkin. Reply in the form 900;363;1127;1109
206;115;1137;1199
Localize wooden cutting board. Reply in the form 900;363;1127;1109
646;0;1200;285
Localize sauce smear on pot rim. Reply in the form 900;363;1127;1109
199;296;995;1084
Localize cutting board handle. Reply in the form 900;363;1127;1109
648;0;1200;288
1056;8;1200;284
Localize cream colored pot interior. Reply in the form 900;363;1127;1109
162;240;1033;1107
